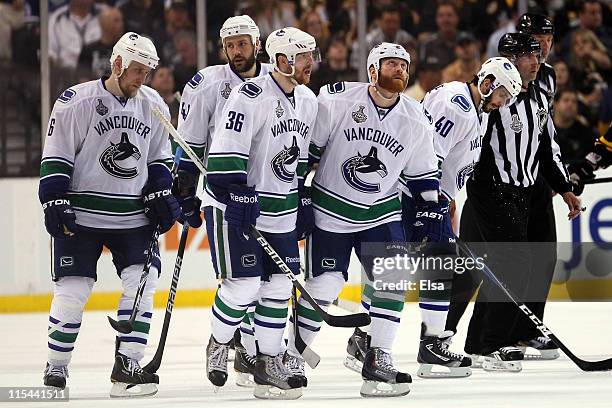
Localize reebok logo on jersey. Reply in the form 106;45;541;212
229;193;258;203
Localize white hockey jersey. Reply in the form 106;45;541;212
40;79;173;229
202;73;318;234
311;82;439;233
177;62;273;167
419;81;487;201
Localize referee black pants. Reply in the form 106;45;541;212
446;178;533;355
512;175;557;342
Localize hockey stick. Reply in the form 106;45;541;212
584;176;612;185
251;226;370;328
456;240;612;372
142;146;191;373
291;287;321;368
143;221;189;373
108;227;160;334
151;107;370;328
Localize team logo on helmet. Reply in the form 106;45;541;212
352;105;367;123
129;33;139;40
271;136;300;183
275;100;285;118
503;62;512;70
99;132;141;179
95;99;108;116
220;82;232;99
510;114;523;133
341;147;388;193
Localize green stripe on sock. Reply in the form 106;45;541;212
371;298;405;312
297;302;323;322
132;321;151;334
255;303;288;319
48;329;78;344
214;293;245;319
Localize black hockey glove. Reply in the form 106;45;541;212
172;170;202;228
143;184;180;233
42;198;79;239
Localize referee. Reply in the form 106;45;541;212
512;13;562;359
445;33;582;371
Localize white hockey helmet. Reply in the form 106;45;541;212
110;32;159;76
220;15;260;48
476;57;522;99
367;42;411;83
266;27;320;76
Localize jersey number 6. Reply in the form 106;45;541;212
225;110;245;132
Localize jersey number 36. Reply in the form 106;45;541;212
225;111;245;132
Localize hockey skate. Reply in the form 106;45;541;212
253;353;303;400
284;351;308;387
110;353;158;398
482;346;523;372
44;363;68;389
518;336;560;360
360;348;411;398
206;335;230;389
417;325;472;378
343;327;370;374
233;330;256;387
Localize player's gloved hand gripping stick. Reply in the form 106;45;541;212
152;107;371;333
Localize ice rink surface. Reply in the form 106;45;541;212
1;302;611;408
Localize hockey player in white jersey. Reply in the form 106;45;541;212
39;32;180;397
408;57;522;378
198;27;319;400
173;14;273;387
286;43;440;398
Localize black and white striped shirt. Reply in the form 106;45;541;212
537;62;557;111
475;81;571;193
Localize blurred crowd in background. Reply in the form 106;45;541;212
0;0;610;176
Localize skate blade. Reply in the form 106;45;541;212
343;355;363;374
360;381;410;398
417;363;472;379
519;347;560;360
228;349;235;362
253;384;302;400
235;372;255;387
110;382;158;398
470;355;484;369
482;358;522;372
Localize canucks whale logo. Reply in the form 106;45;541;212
342;146;388;193
271;136;300;182
99;132;141;179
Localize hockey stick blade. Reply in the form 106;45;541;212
107;316;134;334
457;240;612;372
292;288;321;369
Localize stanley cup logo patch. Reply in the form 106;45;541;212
352;105;367;123
95;99;108;116
220;82;232;99
275;100;285;118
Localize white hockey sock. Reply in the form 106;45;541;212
239;303;257;356
48;277;94;367
287;272;344;357
117;264;158;361
419;302;450;337
366;282;405;350
211;277;260;345
255;274;293;356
